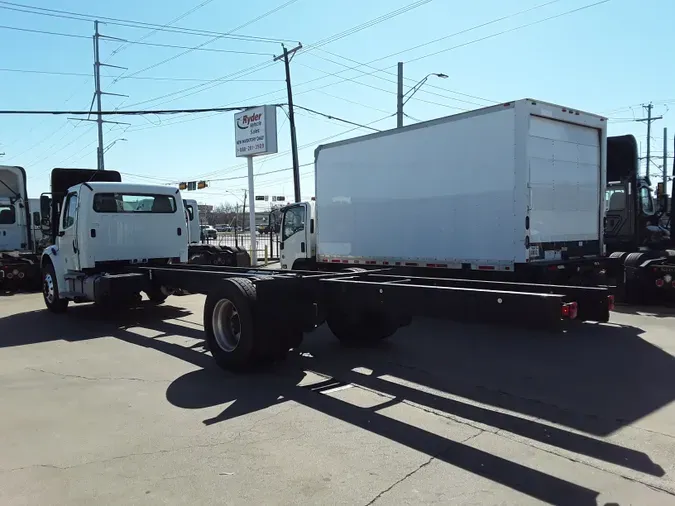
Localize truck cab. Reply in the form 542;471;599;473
41;168;188;311
0;165;31;253
605;135;667;252
279;200;316;270
183;198;200;243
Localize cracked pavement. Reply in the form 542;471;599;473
1;293;675;505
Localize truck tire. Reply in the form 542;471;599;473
203;277;274;371
145;285;169;305
326;308;397;347
42;262;68;313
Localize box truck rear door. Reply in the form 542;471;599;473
527;116;601;258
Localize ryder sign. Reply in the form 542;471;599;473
234;105;278;157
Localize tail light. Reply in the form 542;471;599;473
607;295;615;311
561;302;578;319
656;279;665;288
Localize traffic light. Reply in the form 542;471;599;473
197;181;208;190
187;181;196;191
179;182;187;190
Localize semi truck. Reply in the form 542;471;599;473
604;134;675;303
280;99;608;288
0;165;41;289
39;161;611;372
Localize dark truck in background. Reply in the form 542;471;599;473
604;134;675;303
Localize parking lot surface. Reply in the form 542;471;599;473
1;293;675;505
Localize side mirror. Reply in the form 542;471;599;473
40;195;51;218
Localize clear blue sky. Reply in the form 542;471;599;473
0;0;673;208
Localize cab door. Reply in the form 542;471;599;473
58;192;81;271
280;204;309;270
0;203;21;251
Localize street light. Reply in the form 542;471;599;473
103;138;127;154
397;62;448;127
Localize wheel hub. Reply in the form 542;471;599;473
212;298;242;352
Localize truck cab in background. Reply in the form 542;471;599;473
183;198;200;243
605;135;665;251
0;165;41;288
279;200;315;271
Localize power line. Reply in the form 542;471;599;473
117;0;301;80
113;0;436;110
0;1;295;44
293;105;383;132
404;0;611;65
0;67;283;83
0;105;276;115
106;0;218;59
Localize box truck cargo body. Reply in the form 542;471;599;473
314;99;607;273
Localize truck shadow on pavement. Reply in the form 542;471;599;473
1;304;672;505
166;319;672;506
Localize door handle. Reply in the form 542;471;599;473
57;231;65;237
301;242;305;253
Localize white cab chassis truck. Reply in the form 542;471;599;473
41;158;609;373
0;165;41;289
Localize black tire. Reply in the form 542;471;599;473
624;252;646;268
204;277;278;372
326;307;397;347
42;262;68;313
145;286;169;305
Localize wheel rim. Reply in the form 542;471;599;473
43;272;55;304
212;298;241;352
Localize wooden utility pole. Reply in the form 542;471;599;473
274;43;302;203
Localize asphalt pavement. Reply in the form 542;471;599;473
1;293;675;505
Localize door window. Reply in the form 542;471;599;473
62;193;78;229
639;186;654;214
282;206;305;241
0;205;16;225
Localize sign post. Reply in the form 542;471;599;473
234;105;278;266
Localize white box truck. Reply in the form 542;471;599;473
280;98;607;285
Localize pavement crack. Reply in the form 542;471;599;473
364;455;437;506
26;367;168;383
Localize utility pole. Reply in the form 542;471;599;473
241;190;247;229
664;127;669;189
397;62;404;128
71;21;129;171
635;103;663;179
94;21;104;171
274;43;302;203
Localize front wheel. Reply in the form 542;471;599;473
42;262;68;313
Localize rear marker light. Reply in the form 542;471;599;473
561;302;578;319
607;295;615;311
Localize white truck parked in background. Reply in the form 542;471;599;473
281;99;608;287
0;165;41;288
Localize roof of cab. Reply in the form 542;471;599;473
82;181;179;195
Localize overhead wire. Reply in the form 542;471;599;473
113;0;437;110
116;0;301;81
0;1;295;43
0;67;282;83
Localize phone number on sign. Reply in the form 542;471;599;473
238;143;265;154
